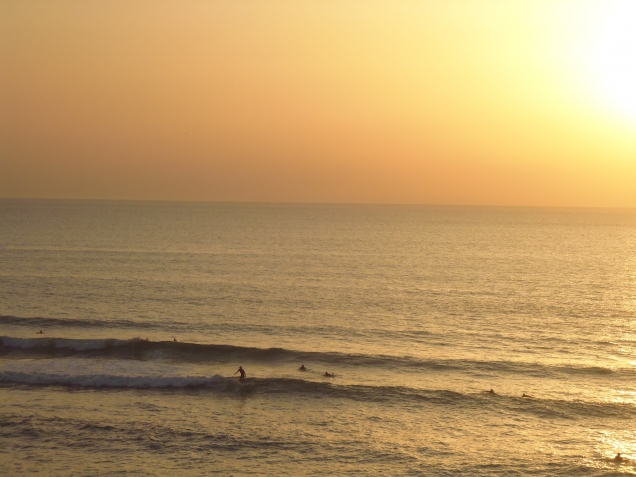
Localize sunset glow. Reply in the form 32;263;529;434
1;0;635;206
588;3;636;123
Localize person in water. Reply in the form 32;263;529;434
234;366;246;382
299;365;307;371
522;393;532;398
483;389;496;395
615;453;624;462
324;372;334;377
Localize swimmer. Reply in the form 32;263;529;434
324;372;334;377
299;365;307;371
36;330;43;334
483;389;496;395
234;366;246;383
522;393;532;398
615;453;623;462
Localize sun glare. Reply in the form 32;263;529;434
588;3;636;123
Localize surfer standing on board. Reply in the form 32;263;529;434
234;366;246;383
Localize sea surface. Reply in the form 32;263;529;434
1;199;635;476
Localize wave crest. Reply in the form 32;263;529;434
2;370;635;421
1;335;634;380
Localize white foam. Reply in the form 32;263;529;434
0;370;227;388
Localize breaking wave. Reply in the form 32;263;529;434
1;335;635;379
1;370;635;421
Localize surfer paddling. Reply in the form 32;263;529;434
299;365;307;371
324;372;335;377
234;366;246;383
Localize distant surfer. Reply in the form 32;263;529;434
522;393;532;398
483;389;496;395
234;366;246;383
614;453;624;462
299;365;307;371
173;338;177;342
324;372;334;377
36;330;43;334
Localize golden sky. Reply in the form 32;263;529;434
1;0;635;206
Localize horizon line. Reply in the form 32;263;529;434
1;197;635;211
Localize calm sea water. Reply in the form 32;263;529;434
1;199;636;476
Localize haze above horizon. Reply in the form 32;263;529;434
1;0;635;207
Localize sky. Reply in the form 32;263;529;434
1;0;635;207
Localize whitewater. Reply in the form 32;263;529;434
1;200;636;475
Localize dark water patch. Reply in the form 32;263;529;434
0;315;163;331
0;411;313;455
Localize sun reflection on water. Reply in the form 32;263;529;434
591;430;636;472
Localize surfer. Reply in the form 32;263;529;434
483;389;496;395
299;365;307;371
324;372;334;377
522;393;532;398
36;330;43;334
173;338;177;342
234;366;246;383
614;453;624;462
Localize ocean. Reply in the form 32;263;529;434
1;199;635;475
